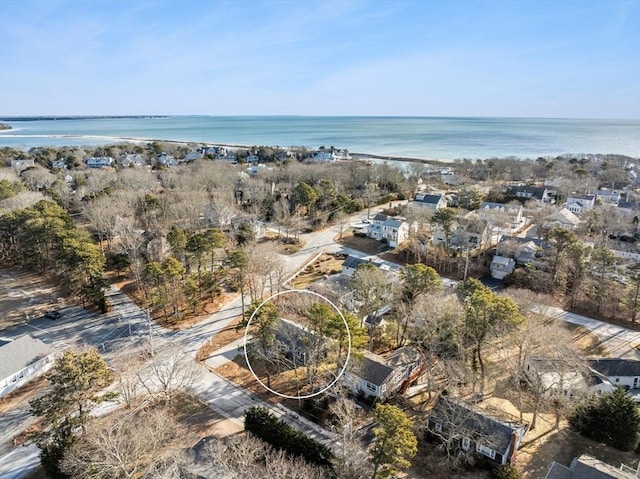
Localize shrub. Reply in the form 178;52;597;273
569;387;640;451
491;464;521;479
244;406;334;467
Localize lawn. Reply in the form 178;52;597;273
290;253;344;289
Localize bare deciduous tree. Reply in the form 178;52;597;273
136;345;202;404
204;434;327;479
61;409;183;479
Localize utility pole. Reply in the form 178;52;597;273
464;245;471;281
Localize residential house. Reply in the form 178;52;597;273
506;185;553;204
245;154;260;164
51;159;67;169
617;201;640;217
363;304;392;331
333;149;351;160
426;396;528;466
119;153;146;167
412;193;447;210
475;202;525;232
0;335;57;398
311;151;337;162
184;151;202;162
205;146;226;157
565;195;596;215
545;454;635;479
342;255;381;277
523;356;615;399
10;159;35;172
157;153;178;167
345;347;424;401
543;208;581;230
594;189;621;205
457;216;495;250
587;358;640;401
496;236;548;265
490;256;516;280
366;214;409;247
85;156;114;168
274;318;326;366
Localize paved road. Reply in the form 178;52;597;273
538;305;640;359
3;199;638;476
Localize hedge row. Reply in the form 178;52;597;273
244;406;334;468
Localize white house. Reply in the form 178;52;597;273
157;153;178;167
490;256;516;279
0;335;57;398
412;193;447;210
587;358;640;399
475;202;524;232
342;255;382;277
565;195;595;215
366;214;409;247
427;396;528;466
345;347;424;402
543;208;581;230
594;189;621;205
245;154;260;164
496;236;548;265
119;153;146;167
311;151;337;162
86;156;114;168
333;149;351;160
506;185;553;204
51;159;67;169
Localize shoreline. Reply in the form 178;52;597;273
1;130;637;165
0;131;455;164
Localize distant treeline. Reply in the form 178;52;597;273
0;115;168;122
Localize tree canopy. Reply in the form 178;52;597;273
370;403;418;479
30;349;115;477
569;387;640;451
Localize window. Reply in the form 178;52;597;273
476;443;496;460
365;381;377;393
461;437;470;451
615;378;620;383
435;422;442;433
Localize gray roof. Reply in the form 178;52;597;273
429;397;527;455
545;463;575;479
383;219;405;228
491;256;515;266
570;455;634;479
0;335;52;380
372;214;388;221
546;454;635;479
386;346;422;370
506;185;548;199
414;194;443;204
499;235;549;250
618;201;640;210
354;351;394;386
588;358;640;378
343;255;370;270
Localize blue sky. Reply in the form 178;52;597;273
0;0;638;118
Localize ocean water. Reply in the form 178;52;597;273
0;116;638;161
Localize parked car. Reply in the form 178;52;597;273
44;310;61;320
